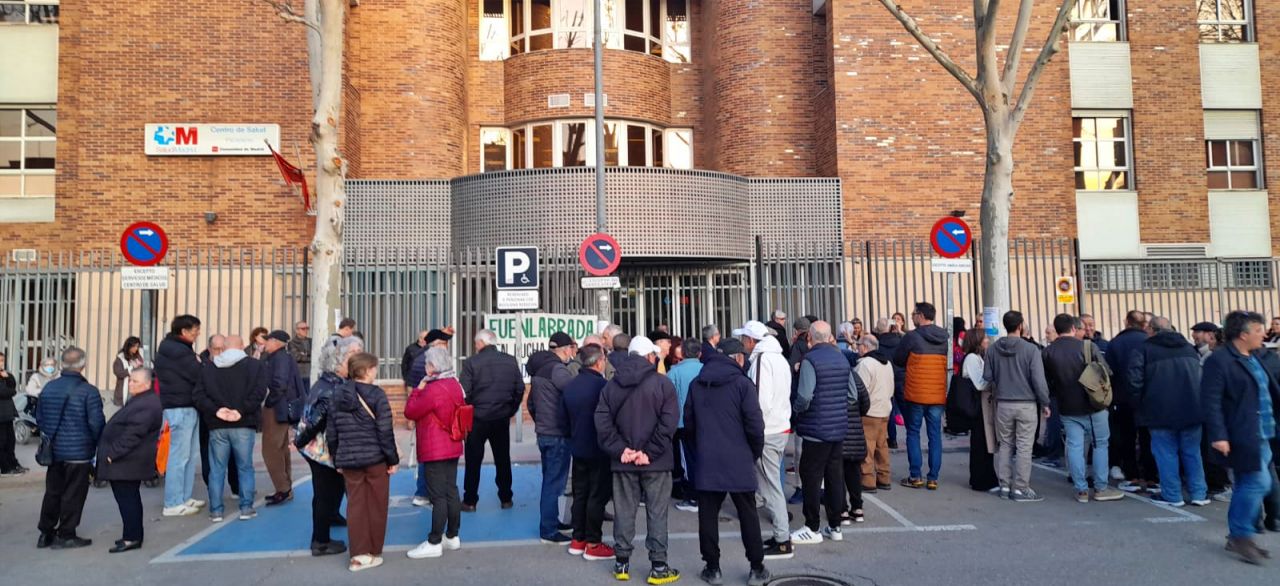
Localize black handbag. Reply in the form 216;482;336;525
35;396;70;467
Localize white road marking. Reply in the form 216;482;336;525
151;474;314;564
1031;463;1205;523
863;493;918;528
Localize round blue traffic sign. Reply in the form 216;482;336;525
120;222;170;267
930;217;972;259
579;233;622;277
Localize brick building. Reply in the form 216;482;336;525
1;1;1278;373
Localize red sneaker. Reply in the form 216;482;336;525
583;542;615;561
568;539;587;556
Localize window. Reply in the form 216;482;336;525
1071;0;1125;41
0;1;58;24
1073;115;1131;191
1205;110;1262;190
1198;0;1252;43
485;119;693;171
493;0;691;62
0;108;56;197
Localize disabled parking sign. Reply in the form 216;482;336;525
119;222;170;267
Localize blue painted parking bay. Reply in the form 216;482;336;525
165;464;542;560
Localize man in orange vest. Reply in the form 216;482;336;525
892;302;949;490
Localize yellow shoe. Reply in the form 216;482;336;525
647;565;680;584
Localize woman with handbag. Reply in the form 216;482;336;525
96;368;163;553
295;335;364;557
960;329;999;492
404;347;466;560
329;352;399;572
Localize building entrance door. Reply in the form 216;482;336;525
611;265;751;338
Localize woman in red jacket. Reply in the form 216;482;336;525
404;347;465;560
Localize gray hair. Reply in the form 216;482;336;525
61;346;87;370
701;324;720;341
424;347;454;375
601;324;623;340
1150;316;1173;333
772;309;787;320
130;368;154;385
809;321;834;344
858;335;879;351
837;321;855;339
319;335;364;373
872;318;890;334
583;334;604;347
475;329;498;347
578;344;605;368
613;333;632;352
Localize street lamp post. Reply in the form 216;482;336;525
592;0;611;325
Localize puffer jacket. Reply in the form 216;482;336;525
1127;331;1203;429
35;371;105;462
404;376;466;463
328;380;399;470
746;335;792;434
526;350;574;437
459;345;525;422
893;324;949;405
154;334;202;409
594;354;679;472
842;370;872;461
294;371;344;452
95;390;162;481
794;344;851;443
684;351;764;493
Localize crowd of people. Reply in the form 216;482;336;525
1;302;1277;578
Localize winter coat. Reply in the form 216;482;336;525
794;344;851;443
893;324;950;405
0;371;15;421
194;349;269;431
842;370;872;461
561;369;609;461
404;376;466;463
295;371;345;452
526;350;574;437
594;354;679;472
983;336;1051;406
1202;343;1280;473
288;336;312;373
402;342;428;386
1088;332;1111;357
1043;336;1107;417
154;334;202;409
666;358;703;429
459;345;525;422
1104;328;1148;408
328;380;400;470
746;335;793;435
35;371;105;462
1127;331;1203;429
875;331;907;401
789;334;812;371
855;350;895;418
95;391;162;481
684;351;765;493
264;348;305;423
766;320;792;358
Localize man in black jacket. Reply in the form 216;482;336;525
35;347;105;548
1105;310;1157;492
460;329;525;511
527;332;577;543
263;330;305;505
595;336;680;584
401;330;430;387
0;350;24;476
154;314;206;517
1128;316;1209;507
195;335;269;521
1202;310;1279;564
560;344;614;560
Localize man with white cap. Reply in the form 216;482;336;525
739;320;795;560
594;336;681;584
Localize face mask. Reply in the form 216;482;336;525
42;366;56;375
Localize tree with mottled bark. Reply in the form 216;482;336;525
260;0;346;382
875;0;1075;327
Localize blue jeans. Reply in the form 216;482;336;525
163;408;200;508
906;403;943;481
1062;412;1110;493
1150;426;1208;503
208;427;256;515
537;435;571;538
1040;398;1064;461
1229;440;1274;539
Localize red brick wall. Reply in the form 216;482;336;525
1256;2;1280;254
502;49;672;126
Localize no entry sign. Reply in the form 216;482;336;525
579;233;622;277
120;222;170;267
930;217;972;259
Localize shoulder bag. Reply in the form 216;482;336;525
35;396;70;467
1079;339;1113;411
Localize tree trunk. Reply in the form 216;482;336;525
979;116;1014;334
308;0;347;383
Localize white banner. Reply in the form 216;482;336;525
144;123;281;156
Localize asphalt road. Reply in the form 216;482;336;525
0;435;1276;586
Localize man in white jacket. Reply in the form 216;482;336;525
855;335;895;491
739;320;795;560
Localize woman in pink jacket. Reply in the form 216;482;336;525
404;347;465;560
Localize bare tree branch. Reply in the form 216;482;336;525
1001;0;1036;95
1010;0;1074;127
975;0;1002;80
261;0;322;34
875;0;985;106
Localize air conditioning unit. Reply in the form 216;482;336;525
11;249;37;263
1140;243;1209;259
547;94;571;108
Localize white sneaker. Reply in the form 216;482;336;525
163;505;199;517
1109;466;1125;481
185;499;207;509
1190;499;1212;507
1212;488;1233;503
407;540;443;559
822;526;843;542
790;527;823;545
412;496;431;508
443;536;461;551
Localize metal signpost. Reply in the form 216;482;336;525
592;0;610;325
930;215;973;391
120;221;171;361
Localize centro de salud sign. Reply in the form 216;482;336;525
144;123;281;156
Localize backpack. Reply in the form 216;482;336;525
1078;339;1113;411
427;390;474;443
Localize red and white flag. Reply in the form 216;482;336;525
265;140;312;212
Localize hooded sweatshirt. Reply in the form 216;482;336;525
893;324;950;405
747;335;793;435
593;354;679;472
983;336;1051;405
526;349;573;436
195;349;268;430
855;350;895;418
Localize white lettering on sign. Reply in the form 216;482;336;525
121;266;170;290
144;124;281;156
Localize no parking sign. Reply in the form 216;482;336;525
120;222;169;266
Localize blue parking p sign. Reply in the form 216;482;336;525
496;247;539;290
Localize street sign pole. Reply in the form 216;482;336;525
592;0;611;327
945;272;954;394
